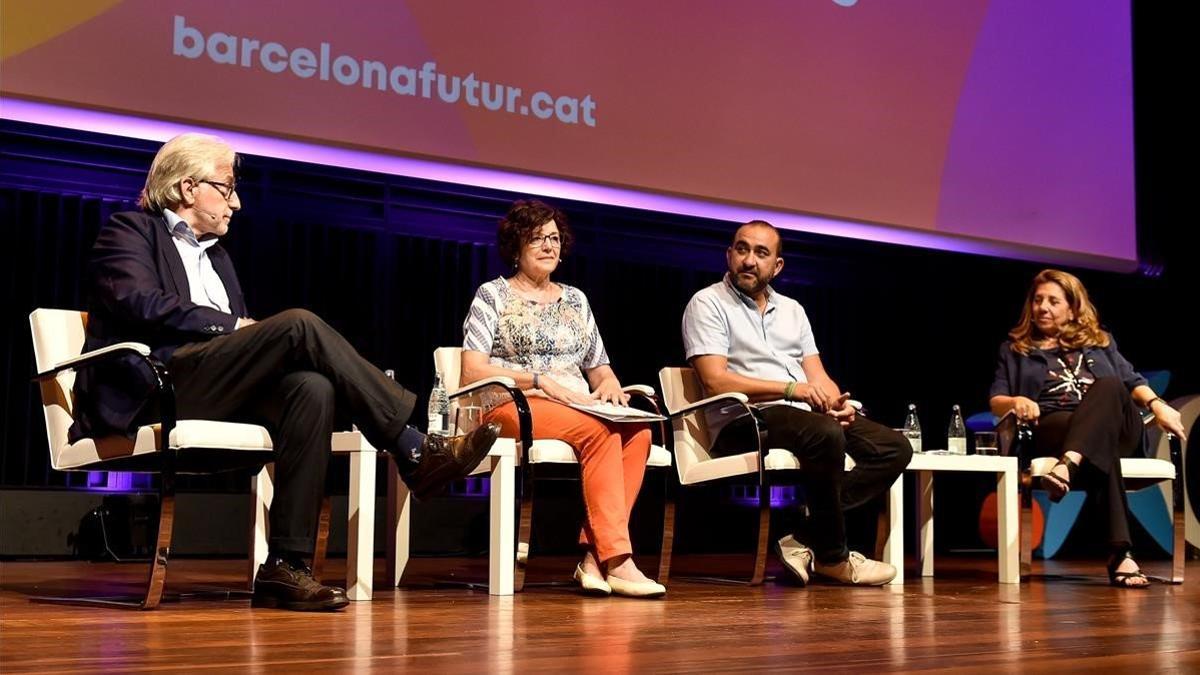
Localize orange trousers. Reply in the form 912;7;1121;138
485;398;651;563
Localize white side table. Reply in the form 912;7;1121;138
382;435;517;597
252;432;516;600
905;453;1020;584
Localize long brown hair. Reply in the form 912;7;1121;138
1008;269;1110;355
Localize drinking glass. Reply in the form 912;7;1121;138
455;405;484;434
974;431;999;456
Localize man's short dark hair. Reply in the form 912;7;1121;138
735;219;783;256
497;199;574;264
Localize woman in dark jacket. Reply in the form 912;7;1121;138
989;269;1187;587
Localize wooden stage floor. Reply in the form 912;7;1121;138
2;555;1199;673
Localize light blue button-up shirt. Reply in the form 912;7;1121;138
681;274;820;435
163;210;232;314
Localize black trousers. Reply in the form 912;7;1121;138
1031;377;1144;549
712;406;912;564
168;309;418;554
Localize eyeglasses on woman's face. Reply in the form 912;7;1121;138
527;233;561;249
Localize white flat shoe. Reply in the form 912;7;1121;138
606;574;666;599
574;564;611;596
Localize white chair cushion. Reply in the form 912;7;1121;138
170;420;273;450
1028;457;1058;477
56;420;272;470
647;444;672;468
679;448;793;485
526;439;672;468
527;439;579;464
1029;456;1174;480
680;448;857;485
1119;457;1175;480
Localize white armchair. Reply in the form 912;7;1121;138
658;366;901;585
439;347;675;590
29;308;275;609
1000;410;1187;583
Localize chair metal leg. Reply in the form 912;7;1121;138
1020;471;1035;579
749;485;770;586
514;472;535;593
673;482;778;586
1169;434;1186;583
31;465;178;610
1171;479;1186;584
310;496;332;582
657;471;676;584
141;471;176;609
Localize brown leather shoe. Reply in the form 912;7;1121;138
252;558;349;611
404;422;501;500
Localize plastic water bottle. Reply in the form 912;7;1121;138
947;404;967;456
427;371;449;436
903;403;923;454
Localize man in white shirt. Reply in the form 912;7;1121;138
681;220;910;586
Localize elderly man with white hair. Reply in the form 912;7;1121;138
71;133;499;611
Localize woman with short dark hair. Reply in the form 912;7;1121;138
459;199;665;598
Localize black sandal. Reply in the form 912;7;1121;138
1042;455;1080;503
1107;550;1151;588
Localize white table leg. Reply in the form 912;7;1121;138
917;470;934;577
883;474;905;584
347;451;377;601
489;451;516;596
248;464;274;589
386;456;411;588
996;467;1020;583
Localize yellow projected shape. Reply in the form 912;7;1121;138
1;0;124;61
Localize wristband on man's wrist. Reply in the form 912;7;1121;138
783;381;797;402
1145;396;1163;411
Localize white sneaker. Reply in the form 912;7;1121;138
812;551;896;586
775;535;812;586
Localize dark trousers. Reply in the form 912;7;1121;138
168;309;418;554
1031;377;1144;549
712;406;912;564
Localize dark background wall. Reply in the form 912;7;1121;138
1;3;1193;558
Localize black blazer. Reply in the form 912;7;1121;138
988;336;1147;401
69;211;247;441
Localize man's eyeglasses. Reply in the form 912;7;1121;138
527;234;562;248
196;179;238;202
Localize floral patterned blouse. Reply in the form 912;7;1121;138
463;277;609;399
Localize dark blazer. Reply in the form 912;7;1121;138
69;211;247;441
988;335;1148;401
